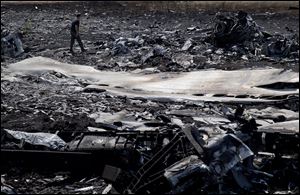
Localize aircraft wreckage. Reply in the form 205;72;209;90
5;57;299;103
1;57;299;194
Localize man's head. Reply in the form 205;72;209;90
76;13;81;20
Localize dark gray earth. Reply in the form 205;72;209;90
1;1;299;194
1;2;299;71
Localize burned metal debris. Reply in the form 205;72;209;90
1;6;299;71
205;11;299;63
2;102;299;194
1;23;24;59
210;11;264;48
1;32;24;58
1;58;299;194
1;3;299;195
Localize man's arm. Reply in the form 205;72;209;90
75;24;79;37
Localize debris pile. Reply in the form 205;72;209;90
205;11;299;63
1;3;299;194
210;11;264;48
2;100;299;194
1;53;299;195
1;4;298;71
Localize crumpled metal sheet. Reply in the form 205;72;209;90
257;120;299;134
208;11;299;59
3;129;66;150
247;107;299;121
7;57;299;103
67;135;134;150
212;11;263;47
1;33;24;57
265;35;299;57
206;134;254;176
164;155;210;188
211;11;263;47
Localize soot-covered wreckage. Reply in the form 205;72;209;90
206;11;299;61
1;4;299;195
1;23;24;59
1;55;299;194
1;104;299;194
1;90;299;195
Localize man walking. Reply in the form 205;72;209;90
70;13;86;55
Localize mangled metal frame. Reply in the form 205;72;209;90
1;117;299;194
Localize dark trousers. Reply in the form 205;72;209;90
70;34;85;52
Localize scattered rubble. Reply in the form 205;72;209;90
1;102;299;194
1;4;299;71
205;11;299;64
1;2;299;194
1;58;299;194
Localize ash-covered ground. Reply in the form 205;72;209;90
1;2;299;71
1;2;299;194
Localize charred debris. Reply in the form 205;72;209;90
1;104;299;194
1;10;299;70
1;9;299;195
